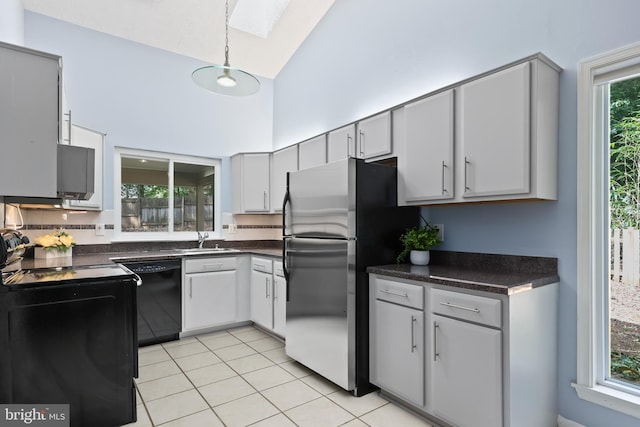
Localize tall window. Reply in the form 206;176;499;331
576;43;640;419
608;76;640;390
114;148;221;239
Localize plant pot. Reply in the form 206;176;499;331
35;247;72;259
410;250;430;266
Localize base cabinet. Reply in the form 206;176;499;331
431;314;502;427
371;299;424;406
250;256;286;338
273;262;286;336
369;274;558;427
251;268;273;329
183;257;237;332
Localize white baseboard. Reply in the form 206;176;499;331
558;415;586;427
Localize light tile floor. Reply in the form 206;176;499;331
126;325;433;427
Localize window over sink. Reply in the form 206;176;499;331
114;148;221;240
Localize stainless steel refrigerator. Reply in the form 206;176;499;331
283;158;418;396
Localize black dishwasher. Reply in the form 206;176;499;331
123;259;182;346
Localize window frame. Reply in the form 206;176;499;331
574;41;640;419
113;147;222;241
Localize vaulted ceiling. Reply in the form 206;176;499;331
22;0;336;79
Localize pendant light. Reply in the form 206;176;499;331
192;0;260;96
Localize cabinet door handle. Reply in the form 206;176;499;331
433;321;439;361
347;133;353;157
203;263;223;270
380;289;408;298
359;130;365;157
464;156;471;192
273;280;277;300
265;277;270;298
439;301;480;313
66;110;72;144
410;316;417;353
263;191;268;210
441;160;448;194
189;277;193;298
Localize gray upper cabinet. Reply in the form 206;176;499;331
357;111;392;160
298;134;327;170
231;153;271;213
398;90;455;205
459;62;531;198
271;145;298;212
456;57;559;202
327;124;356;162
0;42;61;198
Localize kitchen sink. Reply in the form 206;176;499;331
175;247;240;254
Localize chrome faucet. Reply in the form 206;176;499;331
197;231;209;248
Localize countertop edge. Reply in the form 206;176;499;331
367;265;560;295
18;248;283;270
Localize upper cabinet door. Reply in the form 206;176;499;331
231;153;270;213
357;111;391;159
298;134;327;170
400;90;454;204
0;43;60;198
271;145;298;212
459;62;530;198
327;124;356;162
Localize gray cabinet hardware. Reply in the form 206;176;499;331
439;301;480;313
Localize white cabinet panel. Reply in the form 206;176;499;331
0;43;60;198
273;274;286;336
371;299;424;407
400;90;454;204
298;135;327;170
271;145;298;212
184;270;237;331
327;124;356;162
251;270;273;329
357;111;391;159
231;153;270;213
459;62;530;198
431;314;502;427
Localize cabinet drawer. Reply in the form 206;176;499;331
375;278;423;310
252;257;273;274
273;261;284;277
431;288;501;328
185;257;236;273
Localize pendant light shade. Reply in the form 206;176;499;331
192;0;260;96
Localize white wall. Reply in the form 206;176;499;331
273;1;640;426
24;11;274;212
0;0;24;45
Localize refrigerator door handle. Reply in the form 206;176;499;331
282;172;291;237
283;236;291;301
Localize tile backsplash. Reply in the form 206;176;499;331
7;207;282;245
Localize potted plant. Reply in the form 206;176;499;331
396;223;441;265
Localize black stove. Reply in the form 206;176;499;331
1;264;140;290
0;263;140;426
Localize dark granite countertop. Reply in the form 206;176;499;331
367;251;559;295
16;247;283;270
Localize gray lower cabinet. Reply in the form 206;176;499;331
431;314;502;426
370;277;424;407
183;257;237;332
369;274;559;427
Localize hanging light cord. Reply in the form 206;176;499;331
223;0;230;68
